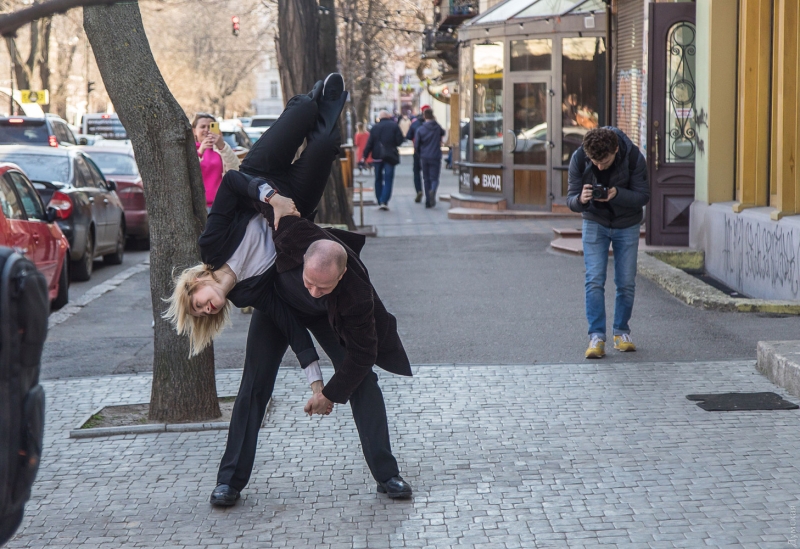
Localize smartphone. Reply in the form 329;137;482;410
209;121;220;134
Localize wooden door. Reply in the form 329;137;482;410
646;3;696;246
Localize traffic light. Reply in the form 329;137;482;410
87;81;95;95
231;16;240;36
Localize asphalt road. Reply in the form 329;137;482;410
40;158;800;379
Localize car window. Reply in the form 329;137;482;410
84;156;109;188
9;172;44;220
222;132;238;150
74;155;97;187
0;175;24;220
55;121;76;145
0;153;71;183
86;152;138;176
0;121;49;144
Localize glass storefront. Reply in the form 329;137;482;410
512;82;548;165
459;44;472;164
473;42;503;164
561;36;607;194
510;39;552;72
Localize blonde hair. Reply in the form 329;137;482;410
162;263;232;357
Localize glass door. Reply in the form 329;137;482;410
505;76;553;209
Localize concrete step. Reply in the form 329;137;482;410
449;192;507;211
448;208;581;221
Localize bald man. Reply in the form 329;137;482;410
212;215;413;506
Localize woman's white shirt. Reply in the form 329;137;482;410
226;214;276;282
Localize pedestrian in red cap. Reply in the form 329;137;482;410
405;105;431;203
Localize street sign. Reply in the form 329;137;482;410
19;90;49;105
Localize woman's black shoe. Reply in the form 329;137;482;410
308;80;324;102
210;484;241;507
322;73;344;102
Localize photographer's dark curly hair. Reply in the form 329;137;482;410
582;128;619;161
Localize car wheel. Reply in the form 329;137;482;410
71;229;94;282
104;224;125;265
51;259;69;311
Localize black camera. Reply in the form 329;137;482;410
592;183;609;200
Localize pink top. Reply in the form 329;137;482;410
354;131;371;162
197;142;224;207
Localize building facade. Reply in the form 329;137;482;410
252;52;283;116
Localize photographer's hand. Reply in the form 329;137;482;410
579;184;593;204
594;187;618;203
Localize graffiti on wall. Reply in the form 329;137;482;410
722;214;800;297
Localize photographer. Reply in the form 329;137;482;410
567;127;650;359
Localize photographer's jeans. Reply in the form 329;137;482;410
582;220;640;341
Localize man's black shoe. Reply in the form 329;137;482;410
210;484;240;507
377;476;412;498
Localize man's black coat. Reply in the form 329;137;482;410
272;216;412;404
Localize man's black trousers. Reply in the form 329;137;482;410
217;308;400;492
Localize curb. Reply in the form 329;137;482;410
69;396;267;439
637;253;800;314
757;341;800;398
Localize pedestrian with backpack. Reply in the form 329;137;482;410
566;127;650;359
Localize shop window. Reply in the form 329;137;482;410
473;42;503;164
459;44;473;163
562;37;606;167
510;39;552;71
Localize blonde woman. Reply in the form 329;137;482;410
164;74;347;372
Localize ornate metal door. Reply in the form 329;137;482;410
646;3;696;246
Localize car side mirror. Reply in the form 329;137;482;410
78;137;88;145
45;207;58;223
106;179;117;192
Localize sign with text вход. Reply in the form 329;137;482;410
471;167;503;194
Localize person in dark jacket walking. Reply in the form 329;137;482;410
566;127;650;359
405;105;429;203
414;109;445;208
363;110;404;210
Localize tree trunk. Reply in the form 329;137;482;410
84;3;220;423
39;17;51;113
276;0;354;229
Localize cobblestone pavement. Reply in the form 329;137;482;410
9;360;800;548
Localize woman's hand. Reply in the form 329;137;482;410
269;194;300;230
214;132;226;149
198;134;216;155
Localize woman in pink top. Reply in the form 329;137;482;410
193;113;241;210
353;122;372;174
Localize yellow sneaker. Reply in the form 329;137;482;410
585;336;605;359
613;334;636;352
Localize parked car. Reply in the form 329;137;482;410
81;145;148;245
0;145;126;281
245;114;279;142
219;120;253;159
75;133;106;146
0;114;77;148
0;163;70;309
81;113;128;141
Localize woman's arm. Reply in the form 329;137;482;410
217;141;242;173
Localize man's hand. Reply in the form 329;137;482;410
579;184;593;204
304;392;333;416
310;380;324;395
270;194;300;230
593;187;618;203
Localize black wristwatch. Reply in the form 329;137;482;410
263;188;278;203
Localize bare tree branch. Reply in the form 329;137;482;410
0;0;125;37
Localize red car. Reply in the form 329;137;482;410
81;145;149;245
0;163;70;309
